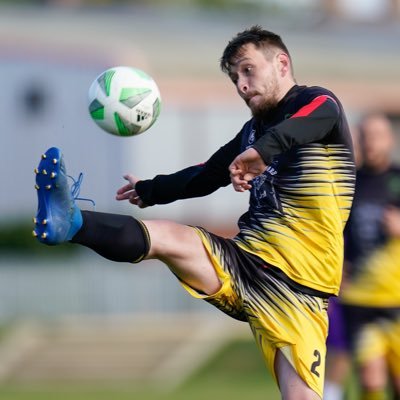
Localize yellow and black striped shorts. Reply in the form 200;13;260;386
180;227;329;398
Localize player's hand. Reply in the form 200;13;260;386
116;174;148;208
229;147;267;192
383;205;400;237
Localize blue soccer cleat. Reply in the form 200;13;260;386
33;147;83;245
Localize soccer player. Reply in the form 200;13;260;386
33;26;355;400
339;113;400;400
324;124;362;400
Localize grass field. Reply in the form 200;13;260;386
0;338;371;400
0;340;280;400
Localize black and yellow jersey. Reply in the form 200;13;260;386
136;85;355;296
340;167;400;306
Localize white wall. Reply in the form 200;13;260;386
0;54;250;231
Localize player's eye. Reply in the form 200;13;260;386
230;74;238;85
244;66;253;75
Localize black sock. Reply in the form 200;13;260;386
71;210;150;263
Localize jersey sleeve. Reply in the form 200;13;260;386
135;132;242;206
252;94;340;164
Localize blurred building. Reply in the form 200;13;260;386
323;0;400;21
1;1;400;226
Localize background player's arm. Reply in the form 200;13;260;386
382;205;400;237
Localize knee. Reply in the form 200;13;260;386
359;360;387;392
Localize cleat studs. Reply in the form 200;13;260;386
45;184;52;190
42;219;47;225
41;232;47;239
41;154;47;159
35;184;40;190
42;169;47;175
32;230;38;237
50;172;56;178
33;217;37;224
52;158;58;165
34;168;39;174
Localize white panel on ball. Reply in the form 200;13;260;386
88;66;161;137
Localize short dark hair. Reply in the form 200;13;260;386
220;25;292;73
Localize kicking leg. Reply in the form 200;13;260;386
33;147;221;296
143;219;222;295
73;213;221;295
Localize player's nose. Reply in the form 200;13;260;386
237;77;249;95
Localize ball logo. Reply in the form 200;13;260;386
136;110;151;122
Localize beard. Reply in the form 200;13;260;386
250;96;280;120
249;72;280;120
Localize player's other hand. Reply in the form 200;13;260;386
229;147;267;192
116;174;148;208
383;205;400;237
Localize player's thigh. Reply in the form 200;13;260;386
246;274;328;399
275;349;321;400
142;220;221;295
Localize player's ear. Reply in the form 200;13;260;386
276;53;290;77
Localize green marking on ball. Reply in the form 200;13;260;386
148;97;162;129
114;112;142;136
89;99;104;120
98;70;115;96
120;88;152;109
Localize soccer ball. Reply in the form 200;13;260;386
88;66;161;137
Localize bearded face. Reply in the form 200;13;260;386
228;43;290;120
247;67;281;119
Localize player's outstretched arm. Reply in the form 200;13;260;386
116;174;148;208
229;147;267;192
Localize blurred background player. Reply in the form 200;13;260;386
327;112;400;400
324;124;362;400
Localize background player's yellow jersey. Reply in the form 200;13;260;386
341;238;400;306
136;85;355;297
340;166;400;306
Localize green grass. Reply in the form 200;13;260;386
0;338;387;400
0;220;79;257
0;340;280;400
176;340;280;399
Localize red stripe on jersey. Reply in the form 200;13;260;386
291;95;336;118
